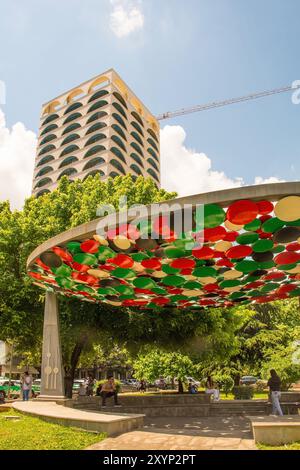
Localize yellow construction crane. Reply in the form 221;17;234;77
156;83;300;121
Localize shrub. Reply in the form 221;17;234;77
255;379;268;393
95;379;121;394
214;374;234;396
233;385;254;400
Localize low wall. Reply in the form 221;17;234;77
250;417;300;445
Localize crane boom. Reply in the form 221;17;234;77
156;83;300;121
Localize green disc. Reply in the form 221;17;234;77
66;241;82;255
151;287;168;295
98;246;115;262
114;285;134;295
258;261;276;270
98;287;118;296
286;219;300;227
262;217;284;233
220;279;241;288
203;204;226;229
252;239;274;253
73;252;97;265
55;277;74;289
281;263;297;271
164;246;186;259
52;263;72;277
229;292;246;300
169;294;188;302
236;232;259;245
260;283;279;293
184;281;203;289
193;266;217;278
133;277;157;289
74;284;94;293
289;288;300;297
131;253;149;262
235;260;259;273
244;219;261;231
112;268;136;279
162;275;186;287
247;290;261;297
162;264;180;274
272;245;285;253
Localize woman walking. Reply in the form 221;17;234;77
267;369;283;417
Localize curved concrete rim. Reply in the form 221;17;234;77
27;181;300;269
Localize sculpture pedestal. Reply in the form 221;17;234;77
39;292;65;399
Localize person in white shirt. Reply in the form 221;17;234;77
205;375;220;401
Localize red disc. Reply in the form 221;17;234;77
263;271;285;280
192;246;215;259
226;245;253;259
72;262;91;273
257;200;274;215
200;299;216;306
204;226;226;242
223;231;238;242
274;252;300;265
141;258;162;270
216;259;234;268
277;284;297;294
80;239;100;254
203;283;219;292
52;246;73;262
151;297;170;306
170;258;196;269
108;254;134;268
226;200;259;225
286;242;300;252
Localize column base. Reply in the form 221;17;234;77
36;395;66;402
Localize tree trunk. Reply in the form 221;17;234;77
178;379;184;394
64;336;88;398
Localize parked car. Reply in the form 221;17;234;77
185;377;201;387
0;380;21;398
240;376;258;385
72;379;85;392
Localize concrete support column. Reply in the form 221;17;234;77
39;292;65;399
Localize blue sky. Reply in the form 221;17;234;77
0;0;299;207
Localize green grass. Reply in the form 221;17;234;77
258;442;300;450
122;390;269;400
0;409;106;450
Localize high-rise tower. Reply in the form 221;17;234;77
32;69;160;196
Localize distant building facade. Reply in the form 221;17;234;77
32;69;160;196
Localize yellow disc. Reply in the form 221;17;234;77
214;241;232;252
184;275;197;281
87;269;110;278
132;262;145;273
274;196;300;222
285;265;300;274
106;300;122;307
93;234;109;246
225;220;243;231
152;270;167;278
223;269;243;280
182;289;203;297
113;236;132;250
223;285;242;293
199;276;217;284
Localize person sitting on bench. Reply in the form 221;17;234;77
205;375;220;401
100;376;121;407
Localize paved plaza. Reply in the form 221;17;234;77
87;416;257;450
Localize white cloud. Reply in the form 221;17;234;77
0;108;36;210
109;0;144;38
160;125;285;196
254;176;285;185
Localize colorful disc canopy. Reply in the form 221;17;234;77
28;194;300;309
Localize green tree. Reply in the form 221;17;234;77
133;348;195;393
0;175;176;396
